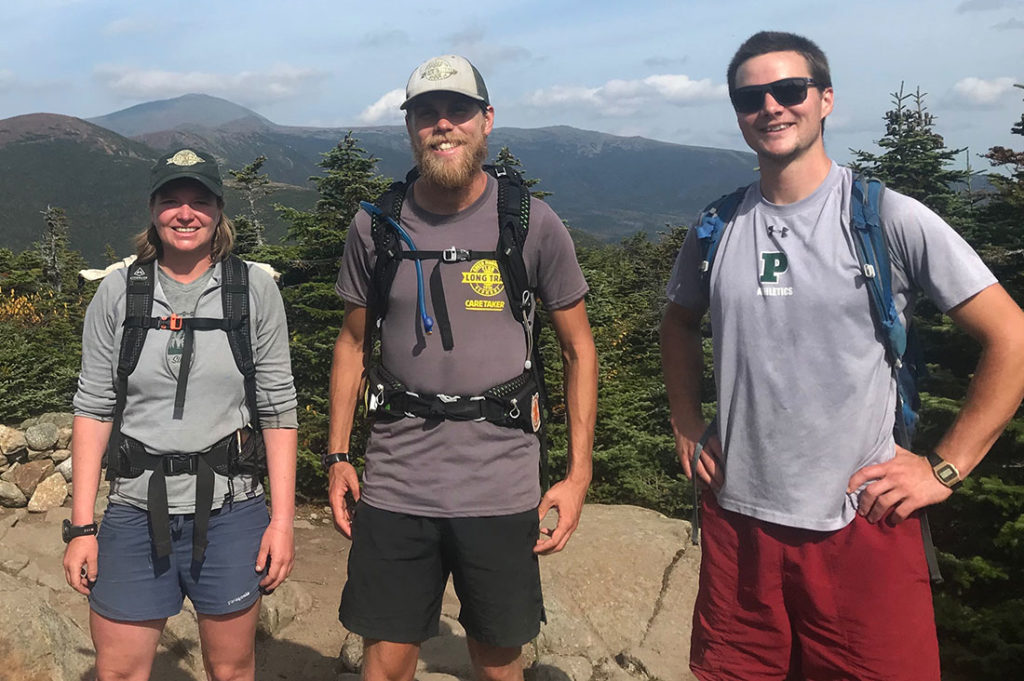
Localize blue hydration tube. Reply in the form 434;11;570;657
359;201;434;335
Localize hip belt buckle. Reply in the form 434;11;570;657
162;453;199;475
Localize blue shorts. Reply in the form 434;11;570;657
89;496;269;621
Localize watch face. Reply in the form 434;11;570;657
61;518;71;543
935;463;959;486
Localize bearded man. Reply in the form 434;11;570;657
326;55;598;681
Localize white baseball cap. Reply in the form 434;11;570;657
400;55;490;110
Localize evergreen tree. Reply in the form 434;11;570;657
228;155;272;248
850;83;969;222
275;133;391;490
493;146;552;199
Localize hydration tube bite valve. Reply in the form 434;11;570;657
359;201;434;335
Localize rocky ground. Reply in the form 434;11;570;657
0;501;700;681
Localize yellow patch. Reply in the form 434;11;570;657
461;259;504;297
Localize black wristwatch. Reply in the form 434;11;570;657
926;452;963;491
62;519;98;543
321;452;351;472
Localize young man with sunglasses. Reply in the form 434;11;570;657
327;55;597;681
661;31;1024;680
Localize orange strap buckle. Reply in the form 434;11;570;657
161;314;183;331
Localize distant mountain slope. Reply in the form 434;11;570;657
0;94;760;265
87;94;274;137
0;113;311;264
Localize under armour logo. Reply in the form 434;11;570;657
767;225;789;237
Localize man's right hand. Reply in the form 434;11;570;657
675;425;725;493
328;462;361;538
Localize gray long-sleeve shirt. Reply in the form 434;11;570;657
74;258;298;512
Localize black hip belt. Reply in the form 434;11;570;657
106;429;263;563
365;364;542;433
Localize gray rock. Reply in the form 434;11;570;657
25;422;59;451
418;616;473;678
0;479;28;508
50;448;72;464
0;551;30;576
0;571;93;681
0;425;27;458
56;457;73;482
27;473;69;513
339;632;363;672
258;581;313;637
529;655;594;681
57;426;73;449
38;412;74;429
18;416;39;429
4;460;55;497
159;600;202;673
26;448;51;462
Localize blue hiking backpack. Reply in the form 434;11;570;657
690;175;940;580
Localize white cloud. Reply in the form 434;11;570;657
358;89;406;124
956;0;1012;12
951;76;1018;105
93;64;326;106
525;74;726;117
994;17;1024;29
103;17;154;36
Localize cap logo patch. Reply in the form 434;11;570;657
421;58;457;82
167;149;203;167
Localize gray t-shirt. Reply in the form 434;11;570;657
337;175;588;517
666;163;996;530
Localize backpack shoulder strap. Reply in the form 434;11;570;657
697;186;747;297
486;164;533;324
368;168;417;324
117;260;157;381
106;259;156;473
220;254;260;430
849;175;907;365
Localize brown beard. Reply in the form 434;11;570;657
412;128;488;190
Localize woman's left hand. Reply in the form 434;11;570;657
256;520;294;593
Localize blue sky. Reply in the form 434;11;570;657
1;0;1021;166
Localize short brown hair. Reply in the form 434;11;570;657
727;31;832;95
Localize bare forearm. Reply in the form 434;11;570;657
937;285;1024;477
562;339;597;486
70;416;112;525
660;304;707;440
328;308;368;454
263;427;297;525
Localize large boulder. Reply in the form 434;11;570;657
0;479;27;508
536;504;699;681
28;472;69;513
24;422;59;452
0;571;94;681
0;425;27;459
3;460;56;497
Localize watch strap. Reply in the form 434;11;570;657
321;452;350;471
62;519;99;543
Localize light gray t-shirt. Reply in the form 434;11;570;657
666;162;996;530
337;175;588;517
74;259;298;513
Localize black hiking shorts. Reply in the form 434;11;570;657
339;501;545;647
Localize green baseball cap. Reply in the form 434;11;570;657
150;148;223;197
400;55;489;110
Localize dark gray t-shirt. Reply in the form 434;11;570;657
337;175;588;517
666;163;996;530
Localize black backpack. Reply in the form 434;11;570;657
358;165;551;486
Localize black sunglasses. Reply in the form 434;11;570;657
730;77;823;114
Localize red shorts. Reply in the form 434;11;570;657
690;494;939;681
